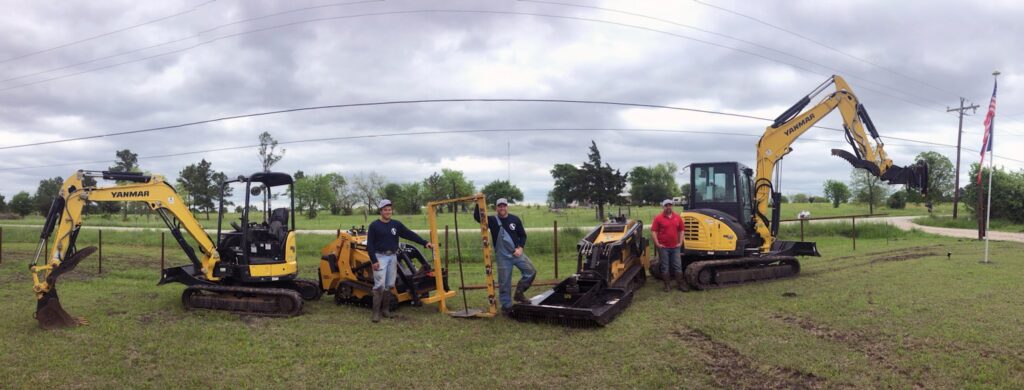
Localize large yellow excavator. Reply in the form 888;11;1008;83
30;170;321;329
658;75;929;290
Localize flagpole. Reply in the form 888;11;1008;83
983;70;999;264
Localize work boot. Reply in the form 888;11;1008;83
381;292;394;319
662;271;671;292
514;289;530;304
676;272;689;292
371;290;382;323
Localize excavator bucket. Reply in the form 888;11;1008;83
36;246;96;330
832;149;930;195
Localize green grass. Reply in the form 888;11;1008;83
913;215;1024;233
0;201;944;231
3;223;1021;387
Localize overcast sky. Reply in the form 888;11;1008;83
1;0;1021;206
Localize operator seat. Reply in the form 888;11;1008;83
268;208;289;243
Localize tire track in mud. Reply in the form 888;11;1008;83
802;245;942;278
672;327;826;390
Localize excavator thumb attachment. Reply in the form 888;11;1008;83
831;149;929;195
36;246;96;329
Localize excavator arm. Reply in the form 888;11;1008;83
752;75;929;252
31;170;220;328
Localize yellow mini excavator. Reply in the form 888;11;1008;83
651;75;929;290
30;170;321;329
318;227;448;309
510;215;649;327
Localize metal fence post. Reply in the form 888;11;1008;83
98;229;103;274
0;226;3;265
851;217;856;251
553;220;559;279
800;219;805;241
444;225;450;271
161;231;165;271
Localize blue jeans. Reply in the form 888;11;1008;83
658;246;682;275
372;253;398;291
497;253;536;310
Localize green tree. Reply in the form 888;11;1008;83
554;141;628;220
822;180;851;208
963;163;1024;223
324;173;355;215
850;169;888;214
353;172;386;221
258;131;285;172
791;193;809;203
437;169;475;212
887;191;907;209
109;149;140;220
0;194;6;213
480;180;524;206
294;174;335;219
548;163;581;208
178;160;215;218
629;162;680;205
11;191;33;216
33;176;64;216
912;151;954;204
383;182;426;214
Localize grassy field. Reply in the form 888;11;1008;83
914;215;1024;233
0;200;943;231
2;221;1022;388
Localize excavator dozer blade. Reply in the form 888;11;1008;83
831;149;930;195
36;246;96;330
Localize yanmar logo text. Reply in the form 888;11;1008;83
111;190;149;198
784;113;815;136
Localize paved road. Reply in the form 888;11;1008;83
5;215;1023;243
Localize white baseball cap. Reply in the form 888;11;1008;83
661;199;673;206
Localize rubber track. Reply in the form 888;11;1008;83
684;255;799;290
182;285;304;317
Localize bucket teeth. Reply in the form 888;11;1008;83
36;246;97;329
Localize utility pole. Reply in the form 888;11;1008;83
947;98;978;219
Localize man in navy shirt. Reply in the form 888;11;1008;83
474;198;536;315
366;199;433;323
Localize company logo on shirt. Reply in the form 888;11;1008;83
509;223;516;230
390;228;397;235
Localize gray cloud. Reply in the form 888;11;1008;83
1;0;1020;204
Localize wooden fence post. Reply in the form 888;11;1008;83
800;219;805;242
161;231;165;271
0;226;3;265
553;220;559;279
98;229;103;274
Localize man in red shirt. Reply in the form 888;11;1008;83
651;199;687;291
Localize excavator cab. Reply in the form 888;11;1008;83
213;172;298;283
688;162;755;235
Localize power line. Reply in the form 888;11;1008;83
0;0;216;65
523;0;952;110
0;6;957;117
0;97;991;154
689;0;963;100
0;0;379;85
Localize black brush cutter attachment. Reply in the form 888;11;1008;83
832;149;930;195
36;246;96;329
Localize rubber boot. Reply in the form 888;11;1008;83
662;271;671;292
676;272;689;292
381;292;394;318
371;290;382;323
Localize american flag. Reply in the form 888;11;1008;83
977;80;997;184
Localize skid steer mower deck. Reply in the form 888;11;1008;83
510;217;649;327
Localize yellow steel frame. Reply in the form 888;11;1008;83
422;193;496;317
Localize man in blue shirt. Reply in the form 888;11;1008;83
366;199;433;323
474;198;536;315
